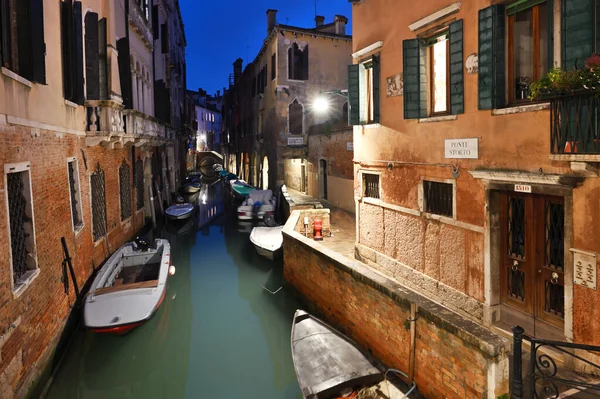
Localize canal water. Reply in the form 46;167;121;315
45;183;304;399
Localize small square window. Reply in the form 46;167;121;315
362;173;380;199
423;180;453;217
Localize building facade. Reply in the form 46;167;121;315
0;0;186;396
222;11;353;198
188;89;223;152
349;0;600;396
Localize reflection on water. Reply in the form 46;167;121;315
46;183;303;399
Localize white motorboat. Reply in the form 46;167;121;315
250;225;283;260
84;238;174;335
165;203;194;220
237;189;276;221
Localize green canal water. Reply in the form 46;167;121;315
45;183;303;399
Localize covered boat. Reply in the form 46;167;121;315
165;202;194;220
84;238;174;335
237;189;276;220
291;310;385;398
230;179;255;201
182;181;201;194
250;225;283;260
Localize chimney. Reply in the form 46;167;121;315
217;90;221;98
266;9;277;35
334;15;348;35
315;15;325;27
233;58;243;84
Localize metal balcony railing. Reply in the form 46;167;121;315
511;325;600;398
551;93;600;154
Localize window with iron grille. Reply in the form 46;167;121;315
91;164;107;241
423;180;453;217
5;164;37;289
67;159;83;231
135;158;144;210
119;160;132;221
362;173;380;199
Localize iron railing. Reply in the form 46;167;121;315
550;93;600;154
7;172;30;283
512;325;600;398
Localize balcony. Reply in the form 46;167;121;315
550;92;600;161
85;100;174;148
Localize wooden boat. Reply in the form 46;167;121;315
230;179;255;201
250;225;283;260
291;310;385;398
165;203;194;220
182;181;201;194
237;189;276;221
84;238;174;335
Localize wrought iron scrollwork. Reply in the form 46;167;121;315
119;160;131;221
7;172;31;283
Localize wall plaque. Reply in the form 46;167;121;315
287;137;304;146
444;138;478;159
514;184;532;193
574;251;597;290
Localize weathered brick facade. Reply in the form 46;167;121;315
0;124;164;397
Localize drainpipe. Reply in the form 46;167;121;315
408;303;418;383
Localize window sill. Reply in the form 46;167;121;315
287;79;307;83
73;223;84;236
1;68;32;88
362;123;381;129
13;268;40;299
418;115;457;123
65;99;79;109
492;102;550;116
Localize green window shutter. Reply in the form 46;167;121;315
562;0;594;70
85;12;100;100
547;0;554;71
72;1;84;105
29;0;46;84
372;54;381;123
403;39;426;119
348;64;361;125
449;19;464;115
478;5;505;110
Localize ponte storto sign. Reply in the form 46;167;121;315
444;138;479;159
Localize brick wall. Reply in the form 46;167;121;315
0;125;165;398
283;210;509;399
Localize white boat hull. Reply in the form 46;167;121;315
250;226;283;260
166;203;194;220
84;239;171;334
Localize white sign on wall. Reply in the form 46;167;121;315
347;142;354;151
514;184;532;193
287;137;304;146
574;251;598;290
444;138;479;159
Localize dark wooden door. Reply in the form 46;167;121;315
500;193;565;329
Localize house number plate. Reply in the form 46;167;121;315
574;252;597;290
514;184;532;193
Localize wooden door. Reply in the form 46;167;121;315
500;193;565;329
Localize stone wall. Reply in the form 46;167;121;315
283;210;509;399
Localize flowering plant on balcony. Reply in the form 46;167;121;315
529;54;600;100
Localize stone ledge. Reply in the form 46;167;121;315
283;209;509;358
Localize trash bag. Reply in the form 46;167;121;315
264;213;278;227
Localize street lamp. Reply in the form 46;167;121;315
313;89;349;114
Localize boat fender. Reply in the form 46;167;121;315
169;265;176;276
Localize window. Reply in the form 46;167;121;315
507;1;548;102
404;19;464;118
67;158;83;232
362;173;380;199
429;33;450;114
288;100;303;134
136;0;148;20
348;56;380;125
61;0;84;104
5;162;38;292
271;53;276;80
119;160;131;221
423;180;453;217
0;0;46;83
288;43;308;80
161;23;168;54
152;5;159;39
90;164;107;242
134;158;144;211
342;102;348;124
85;13;108;100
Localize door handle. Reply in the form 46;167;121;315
512;260;519;271
551;272;559;284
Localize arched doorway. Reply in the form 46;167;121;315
319;159;328;199
262;156;269;189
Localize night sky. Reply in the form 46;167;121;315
179;0;353;95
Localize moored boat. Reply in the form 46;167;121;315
165;202;194;220
182;181;201;194
237;189;276;220
230;179;255;201
291;310;386;398
250;225;283;260
84;238;174;335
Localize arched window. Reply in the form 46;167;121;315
287;43;309;80
289;100;303;134
119;160;132;221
